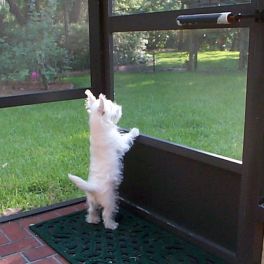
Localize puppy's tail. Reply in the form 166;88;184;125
68;174;98;194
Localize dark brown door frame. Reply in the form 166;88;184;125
88;0;264;263
237;0;264;262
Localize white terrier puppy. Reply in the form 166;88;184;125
68;90;139;230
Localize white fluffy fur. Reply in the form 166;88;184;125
68;90;139;230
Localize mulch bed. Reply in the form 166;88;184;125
0;81;74;96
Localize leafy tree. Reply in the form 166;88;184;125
113;0;144;14
0;0;91;84
114;0;182;14
51;1;89;71
138;0;181;13
5;0;29;25
0;5;70;88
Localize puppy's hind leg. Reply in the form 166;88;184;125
86;196;100;224
103;207;118;230
101;195;118;230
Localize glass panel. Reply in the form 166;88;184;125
0;1;90;97
113;0;250;15
114;28;249;160
0;99;88;215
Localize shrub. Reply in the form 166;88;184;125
66;23;90;71
0;10;70;86
113;32;150;65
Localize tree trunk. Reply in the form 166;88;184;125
185;1;199;71
177;30;184;51
230;30;239;51
35;0;40;13
0;13;4;33
152;51;156;72
69;0;82;23
6;0;27;25
63;1;69;48
238;28;248;71
187;31;199;71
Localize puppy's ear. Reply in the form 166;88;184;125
85;90;96;111
98;94;105;115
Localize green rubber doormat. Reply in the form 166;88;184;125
30;208;225;264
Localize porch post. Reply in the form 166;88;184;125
88;0;114;99
236;1;264;263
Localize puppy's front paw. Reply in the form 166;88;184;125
130;128;139;138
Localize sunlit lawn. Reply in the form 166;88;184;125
155;50;239;72
116;71;245;159
0;51;246;213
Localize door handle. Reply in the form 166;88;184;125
176;10;264;26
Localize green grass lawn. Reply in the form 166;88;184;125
0;100;89;213
115;51;246;159
115;70;246;159
0;51;247;214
